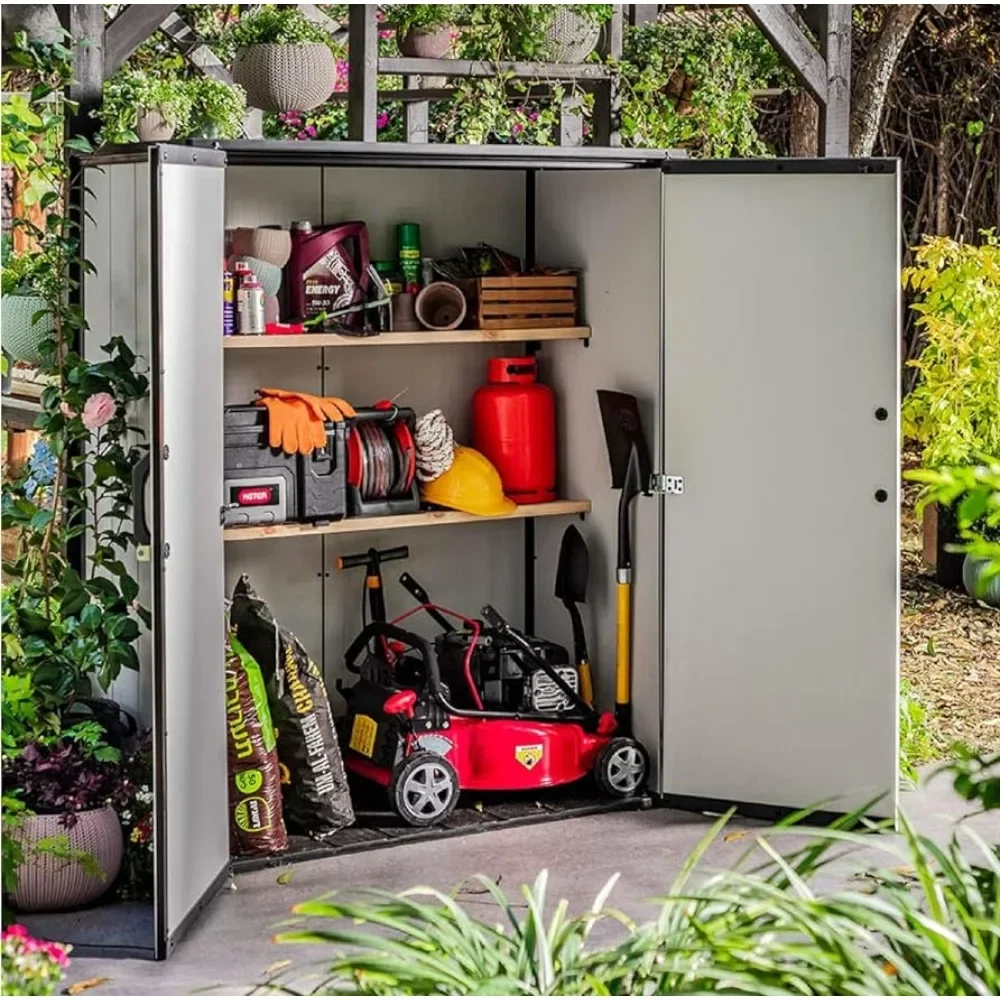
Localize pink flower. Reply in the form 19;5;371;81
81;392;115;430
376;111;390;130
305;124;317;138
512;122;524;135
41;942;70;967
529;110;540;122
378;28;393;39
334;60;349;91
3;925;28;941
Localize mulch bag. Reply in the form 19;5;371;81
231;575;355;839
226;631;288;857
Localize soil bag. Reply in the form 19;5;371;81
225;632;288;857
231;576;355;838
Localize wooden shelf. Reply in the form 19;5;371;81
223;499;590;543
223;327;589;350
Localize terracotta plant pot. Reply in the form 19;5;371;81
135;107;176;142
232;43;334;113
400;26;454;59
1;294;54;366
545;9;600;63
962;554;1000;608
416;282;467;330
12;806;123;913
231;227;292;268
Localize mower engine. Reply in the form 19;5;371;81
437;630;576;714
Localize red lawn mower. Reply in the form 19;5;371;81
338;588;648;827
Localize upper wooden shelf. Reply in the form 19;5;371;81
223;327;589;350
224;499;590;543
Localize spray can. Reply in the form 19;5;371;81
223;268;235;336
397;222;421;293
232;260;251;333
237;273;265;335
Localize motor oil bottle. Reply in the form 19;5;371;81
286;221;370;331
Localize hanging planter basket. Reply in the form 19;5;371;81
962;553;1000;608
232;43;334;113
399;26;454;59
545;9;601;63
11;806;123;912
2;294;54;366
135;106;176;142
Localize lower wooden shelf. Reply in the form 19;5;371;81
223;499;590;543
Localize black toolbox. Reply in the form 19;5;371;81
223;405;347;527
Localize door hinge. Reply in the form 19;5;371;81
651;474;684;496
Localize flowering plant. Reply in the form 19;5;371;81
1;925;70;997
116;734;155;901
3;739;127;824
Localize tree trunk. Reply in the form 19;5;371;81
789;91;819;157
850;5;923;156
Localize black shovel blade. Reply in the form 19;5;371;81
555;524;589;605
597;390;652;492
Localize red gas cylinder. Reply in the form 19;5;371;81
472;356;556;504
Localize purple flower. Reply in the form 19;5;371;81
376;111;390;130
529;110;540;122
305;124;317;138
335;59;349;92
512;122;524;135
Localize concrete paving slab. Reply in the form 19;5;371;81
65;770;994;997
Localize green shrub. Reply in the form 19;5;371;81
902;233;1000;467
98;72;193;144
899;679;938;785
224;7;330;52
262;810;999;996
383;5;463;35
187;76;246;140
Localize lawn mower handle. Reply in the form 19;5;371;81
343;620;433;674
480;605;599;722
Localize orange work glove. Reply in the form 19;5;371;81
256;390;357;456
256;397;320;455
257;389;356;423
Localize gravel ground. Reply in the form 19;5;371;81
901;467;1000;755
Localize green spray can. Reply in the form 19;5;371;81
397;222;422;293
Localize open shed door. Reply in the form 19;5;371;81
659;161;899;817
150;147;229;955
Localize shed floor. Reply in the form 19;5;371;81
64;769;992;997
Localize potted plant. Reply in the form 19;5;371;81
1;924;70;996
1;250;54;366
226;7;335;114
386;5;461;59
98;72;193;143
186;77;247;140
903;234;1000;587
3;737;127;912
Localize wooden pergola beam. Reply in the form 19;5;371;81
104;4;180;78
745;4;828;104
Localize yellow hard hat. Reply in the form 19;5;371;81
421;446;517;517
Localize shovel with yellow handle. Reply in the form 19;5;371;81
597;390;652;738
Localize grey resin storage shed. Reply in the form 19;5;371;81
78;141;900;957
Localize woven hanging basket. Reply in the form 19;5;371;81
2;294;54;366
233;43;335;113
135;107;176;142
545;9;600;63
12;806;124;912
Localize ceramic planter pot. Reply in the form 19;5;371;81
545;9;600;63
1;294;54;366
135;107;176;142
233;43;334;113
400;26;454;59
11;806;123;912
231;227;292;268
962;554;1000;607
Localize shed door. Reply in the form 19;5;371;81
659;162;899;816
150;147;228;954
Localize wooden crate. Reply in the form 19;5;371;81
475;275;578;330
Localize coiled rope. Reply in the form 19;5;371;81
415;409;455;482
